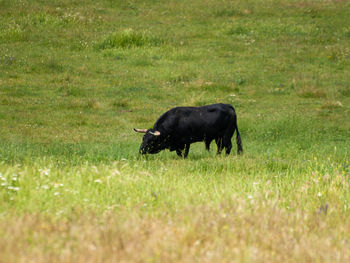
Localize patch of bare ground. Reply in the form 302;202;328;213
297;87;327;98
288;0;346;8
321;100;343;110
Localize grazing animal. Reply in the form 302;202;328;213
134;103;243;158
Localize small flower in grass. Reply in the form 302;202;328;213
54;192;60;196
53;183;64;188
194;240;201;246
94;179;102;183
56;210;64;216
317;192;322;197
39;168;50;176
8;186;19;191
248;194;253;199
42;185;49;190
112;169;121;176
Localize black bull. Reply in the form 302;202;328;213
134;103;243;158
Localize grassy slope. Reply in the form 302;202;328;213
0;0;350;261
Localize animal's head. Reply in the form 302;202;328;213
134;128;163;154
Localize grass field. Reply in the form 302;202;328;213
1;0;350;261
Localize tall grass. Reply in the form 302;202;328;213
96;29;165;50
0;0;349;261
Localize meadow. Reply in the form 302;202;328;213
0;0;350;261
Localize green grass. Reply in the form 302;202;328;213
0;0;350;261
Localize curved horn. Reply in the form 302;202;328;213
149;131;161;136
133;128;147;133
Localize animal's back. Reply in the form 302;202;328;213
154;104;235;139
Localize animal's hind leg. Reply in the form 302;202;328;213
215;138;223;155
224;138;232;155
223;129;234;155
205;139;211;151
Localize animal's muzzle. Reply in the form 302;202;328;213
139;147;148;154
139;146;160;155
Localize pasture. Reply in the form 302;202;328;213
0;0;350;261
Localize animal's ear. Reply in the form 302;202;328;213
149;130;161;136
133;128;147;133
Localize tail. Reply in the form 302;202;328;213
227;104;243;155
235;118;243;155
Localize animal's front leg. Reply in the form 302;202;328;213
176;149;183;157
183;144;190;158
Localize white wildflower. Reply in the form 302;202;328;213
39;168;50;176
8;186;19;191
194;240;201;246
112;169;121;176
94;179;102;183
335;101;343;107
317;192;322;197
54;192;60;196
56;210;64;216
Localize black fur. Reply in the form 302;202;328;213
138;103;243;157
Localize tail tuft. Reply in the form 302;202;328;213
236;133;243;155
235;123;243;155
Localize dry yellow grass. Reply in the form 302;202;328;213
297;87;327;99
1;200;349;263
